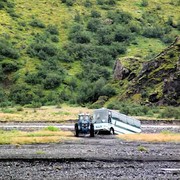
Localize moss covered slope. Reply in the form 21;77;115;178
116;37;180;106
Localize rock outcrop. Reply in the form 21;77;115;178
113;57;142;81
113;60;130;80
115;37;180;106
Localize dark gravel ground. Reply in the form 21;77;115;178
142;126;180;133
0;160;179;180
0;134;180;180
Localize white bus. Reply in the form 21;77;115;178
92;108;141;134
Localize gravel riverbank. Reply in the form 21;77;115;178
0;135;180;180
0;122;179;179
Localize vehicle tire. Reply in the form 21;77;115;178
110;128;114;135
90;123;94;137
75;123;79;137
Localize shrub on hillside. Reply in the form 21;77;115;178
87;19;102;32
106;101;121;110
159;107;180;119
6;8;19;18
27;42;57;60
29;19;46;28
114;26;132;42
69;31;91;44
6;1;15;8
107;10;132;24
0;38;19;60
76;78;116;104
107;0;116;5
51;35;59;43
10;84;36;105
84;0;92;7
143;26;165;38
74;12;81;22
0;0;15;10
43;73;63;89
177;20;180;31
97;0;116;6
61;0;75;6
28;32;65;60
96;26;114;45
166;16;174;27
91;10;101;18
0;2;5;9
57;50;72;62
109;42;127;56
34;32;50;42
106;101;155;116
25;72;41;85
128;21;141;33
101;84;117;97
46;25;59;35
141;0;148;7
0;65;5;80
96;0;104;5
69;24;84;34
0;88;7;104
1;60;19;72
161;35;174;44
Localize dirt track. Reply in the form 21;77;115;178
0;135;180;180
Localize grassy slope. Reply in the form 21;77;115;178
119;0;179;20
119;0;179;58
1;0;179;59
0;0;179;105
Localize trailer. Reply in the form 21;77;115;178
92;108;141;134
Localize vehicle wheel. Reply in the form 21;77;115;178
75;123;79;137
90;123;94;137
110;128;114;135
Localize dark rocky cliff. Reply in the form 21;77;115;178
114;37;180;106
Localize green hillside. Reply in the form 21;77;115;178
0;0;180;107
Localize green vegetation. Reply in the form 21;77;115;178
137;145;148;152
0;0;179;108
160;130;173;134
36;150;45;155
0;129;73;145
106;101;180;119
158;107;180;119
1;108;16;114
44;126;59;131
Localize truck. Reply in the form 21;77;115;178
74;113;95;137
92;108;141;134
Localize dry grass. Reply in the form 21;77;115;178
0;105;177;122
118;133;180;143
0;129;74;145
0;105;93;122
11;136;61;145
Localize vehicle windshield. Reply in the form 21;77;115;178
93;109;108;123
79;114;90;121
